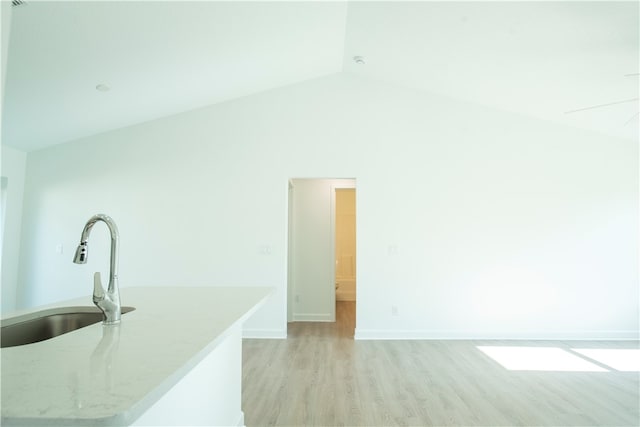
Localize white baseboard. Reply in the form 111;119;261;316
243;328;287;339
354;328;640;341
236;411;245;427
292;313;332;322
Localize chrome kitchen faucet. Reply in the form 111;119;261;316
73;214;121;324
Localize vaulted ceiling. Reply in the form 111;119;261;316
3;1;638;152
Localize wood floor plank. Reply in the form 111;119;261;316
242;302;639;426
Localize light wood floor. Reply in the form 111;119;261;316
242;302;639;426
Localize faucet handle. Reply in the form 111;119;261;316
93;272;105;302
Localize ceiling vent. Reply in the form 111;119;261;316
12;0;27;7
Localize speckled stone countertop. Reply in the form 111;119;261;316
1;286;272;426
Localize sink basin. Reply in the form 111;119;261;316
1;306;135;348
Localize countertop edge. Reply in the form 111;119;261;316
120;290;271;426
1;286;275;426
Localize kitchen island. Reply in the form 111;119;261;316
1;286;272;426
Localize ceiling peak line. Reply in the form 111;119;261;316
564;98;639;115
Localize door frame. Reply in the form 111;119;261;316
287;178;356;324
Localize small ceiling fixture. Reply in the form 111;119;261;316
353;56;365;65
95;84;111;92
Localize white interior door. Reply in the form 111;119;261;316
289;179;335;322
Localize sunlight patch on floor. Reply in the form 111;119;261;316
477;346;608;372
571;348;640;372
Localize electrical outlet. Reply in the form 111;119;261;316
258;245;272;255
295;295;300;303
391;305;398;316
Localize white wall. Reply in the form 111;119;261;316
13;73;639;339
1;145;26;313
1;0;12;101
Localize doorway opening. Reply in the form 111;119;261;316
334;188;356;332
287;178;356;338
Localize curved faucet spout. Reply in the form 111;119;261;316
73;214;121;325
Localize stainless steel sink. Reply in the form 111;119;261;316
1;306;135;348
